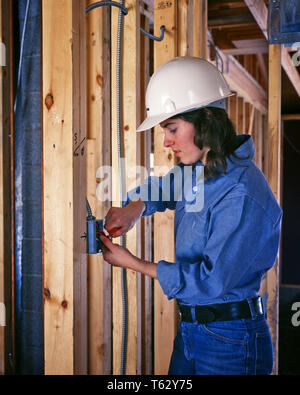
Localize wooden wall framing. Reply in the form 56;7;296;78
42;0;87;374
0;0;13;376
0;0;284;376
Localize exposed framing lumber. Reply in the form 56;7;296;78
222;46;268;55
193;0;208;59
212;48;267;114
282;114;300;121
139;13;152;375
153;0;178;375
42;0;87;374
244;0;300;98
178;0;189;57
111;0;140;375
228;94;238;130
237;96;245;133
72;0;87;375
267;43;282;375
86;1;111;375
0;0;13;375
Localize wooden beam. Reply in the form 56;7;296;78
212;49;267;114
153;0;177;375
256;111;263;170
222;47;268;55
237;96;245;134
72;0;87;375
248;104;255;135
282;114;300;121
111;0;140;375
0;0;13;375
267;43;282;375
281;47;300;98
86;0;111;375
244;0;300;98
177;0;189;57
42;0;87;375
193;0;208;59
140;13;152;374
243;0;268;37
228;94;238;130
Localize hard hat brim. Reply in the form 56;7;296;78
136;93;234;132
136;112;179;132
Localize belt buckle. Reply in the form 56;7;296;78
247;296;263;318
178;310;183;322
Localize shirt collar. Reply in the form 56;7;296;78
226;135;255;173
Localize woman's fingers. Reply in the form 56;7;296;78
100;235;114;252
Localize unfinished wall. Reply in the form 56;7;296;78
0;0;289;375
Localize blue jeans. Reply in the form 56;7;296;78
168;315;273;375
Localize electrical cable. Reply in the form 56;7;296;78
85;0;128;375
116;0;128;376
140;25;165;41
86;198;94;219
14;0;31;113
86;1;128;15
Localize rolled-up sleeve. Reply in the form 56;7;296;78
157;195;282;301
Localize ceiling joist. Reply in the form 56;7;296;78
244;0;300;98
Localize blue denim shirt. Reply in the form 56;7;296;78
126;135;282;306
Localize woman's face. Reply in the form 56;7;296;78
160;118;209;165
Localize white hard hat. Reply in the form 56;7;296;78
137;56;233;132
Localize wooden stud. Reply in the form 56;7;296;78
237;97;245;134
177;0;189;57
248;104;255;136
245;0;300;98
193;0;208;59
229;95;238;131
153;0;178;375
139;13;152;375
256;111;263;170
244;102;250;134
42;0;87;374
213;50;267;114
111;0;140;375
267;43;282;375
72;0;87;375
86;0;112;375
0;0;13;375
43;0;74;374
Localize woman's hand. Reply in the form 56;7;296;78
104;200;146;238
100;235;157;278
100;235;137;269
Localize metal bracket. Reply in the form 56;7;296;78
86;2;165;42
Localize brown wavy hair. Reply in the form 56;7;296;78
170;107;247;181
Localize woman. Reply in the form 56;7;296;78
100;57;282;375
